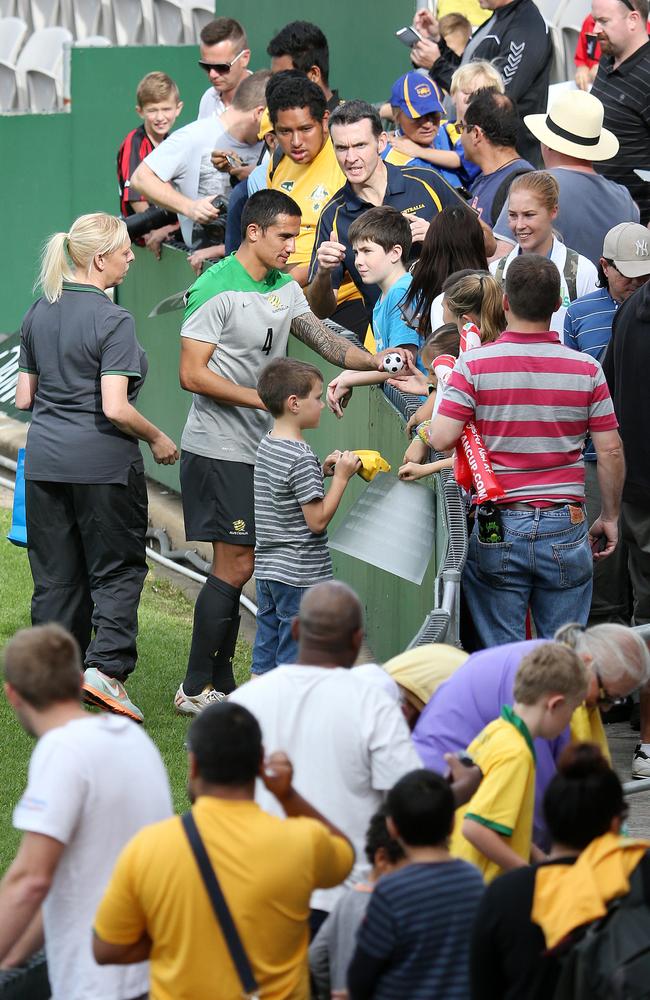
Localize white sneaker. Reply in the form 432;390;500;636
174;684;226;716
632;743;650;779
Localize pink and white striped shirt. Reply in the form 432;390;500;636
438;330;618;504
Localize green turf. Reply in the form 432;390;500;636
0;508;252;872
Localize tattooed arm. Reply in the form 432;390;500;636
290;311;377;370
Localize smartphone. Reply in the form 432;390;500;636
225;153;244;169
396;26;423;47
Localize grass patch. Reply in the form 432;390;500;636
0;508;252;872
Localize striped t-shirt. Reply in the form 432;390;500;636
438;330;618;504
354;859;484;1000
254;435;332;587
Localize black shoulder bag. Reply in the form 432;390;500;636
181;811;260;999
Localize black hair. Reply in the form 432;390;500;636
187;702;262;786
365;806;406;865
387;769;455;846
504;254;561;321
465;88;519;148
403;205;489;335
267;20;330;86
266;71;327;127
597;260;611;290
329;99;383;138
241;189;301;238
348;205;412;257
257;357;323;416
544;743;626;850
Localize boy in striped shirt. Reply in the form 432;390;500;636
251;358;360;675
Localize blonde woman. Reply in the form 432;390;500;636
491;171;598;337
15;213;178;723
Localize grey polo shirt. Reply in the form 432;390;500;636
19;283;146;484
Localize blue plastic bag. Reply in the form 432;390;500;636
7;448;27;547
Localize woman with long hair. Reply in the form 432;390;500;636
15;212;178;723
402;203;489;337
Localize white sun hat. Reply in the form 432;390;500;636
524;90;619;162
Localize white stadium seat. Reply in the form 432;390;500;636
0;0;16;17
534;0;568;26
15;24;72;110
112;0;154;44
184;0;212;42
0;15;27;61
153;0;184;44
76;33;111;44
0;58;18;108
29;0;71;32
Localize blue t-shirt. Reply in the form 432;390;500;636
355;860;484;1000
469;158;534;225
564;286;617;461
372;273;424;372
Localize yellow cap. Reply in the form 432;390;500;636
352;450;391;482
258;108;273;140
383;644;469;708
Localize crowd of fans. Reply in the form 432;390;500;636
4;2;650;998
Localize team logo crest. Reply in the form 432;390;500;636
232;519;246;533
267;294;284;310
635;239;649;257
415;83;432;97
280;180;295;192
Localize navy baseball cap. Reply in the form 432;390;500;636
390;72;444;119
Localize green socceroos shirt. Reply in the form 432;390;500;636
180;255;311;465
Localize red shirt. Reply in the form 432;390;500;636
575;15;601;70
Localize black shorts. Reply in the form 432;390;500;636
180;451;255;545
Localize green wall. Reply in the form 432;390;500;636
2;45;204;334
219;0;415;103
118;244;440;660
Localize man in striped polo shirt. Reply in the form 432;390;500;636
430;254;624;647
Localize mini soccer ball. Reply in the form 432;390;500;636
382;352;404;374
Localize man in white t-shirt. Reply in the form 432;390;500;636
196;16;252;121
131;70;268;272
0;624;172;1000
230;581;422;927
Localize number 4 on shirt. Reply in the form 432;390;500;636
261;328;273;355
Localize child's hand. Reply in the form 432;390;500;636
333;450;362;482
327;375;352;418
388;372;430;396
403;437;428;464
399;461;426;481
322;451;342;477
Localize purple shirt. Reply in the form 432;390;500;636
412;639;570;847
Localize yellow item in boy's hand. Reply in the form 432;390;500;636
352;450;391;482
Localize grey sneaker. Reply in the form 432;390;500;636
82;667;144;724
632;743;650;779
174;684;226;716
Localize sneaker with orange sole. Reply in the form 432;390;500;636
82;667;144;724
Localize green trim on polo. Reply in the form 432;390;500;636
18;366;37;373
465;813;513;837
101;370;141;376
62;282;108;297
501;704;536;762
184;254;294;321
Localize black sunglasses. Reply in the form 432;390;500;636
198;49;245;75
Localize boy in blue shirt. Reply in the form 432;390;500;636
325;206;423;416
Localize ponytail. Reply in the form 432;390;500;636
37;232;75;303
444;272;506;345
36;213;129;303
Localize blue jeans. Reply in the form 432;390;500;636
463;505;593;647
251;579;305;675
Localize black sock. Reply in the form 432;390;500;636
184;576;240;696
212;613;241;695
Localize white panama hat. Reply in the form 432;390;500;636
524;90;619;162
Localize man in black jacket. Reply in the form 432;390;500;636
411;0;552;165
603;279;650;777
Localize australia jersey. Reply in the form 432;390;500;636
180;255;310;464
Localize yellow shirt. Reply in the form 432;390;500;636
94;797;354;1000
450;707;536;883
268;138;345;268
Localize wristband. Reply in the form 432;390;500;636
416;420;431;445
427;383;436;395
